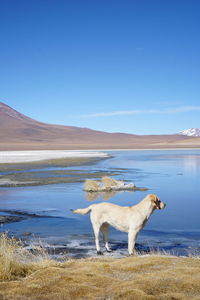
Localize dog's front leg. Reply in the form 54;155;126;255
91;215;103;255
128;230;137;255
93;225;103;255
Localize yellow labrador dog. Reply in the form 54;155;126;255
72;194;166;255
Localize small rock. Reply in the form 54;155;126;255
23;232;32;236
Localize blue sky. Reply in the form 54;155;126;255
0;0;200;134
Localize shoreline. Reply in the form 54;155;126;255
1;210;199;258
86;147;200;151
0;148;200;164
0;150;110;164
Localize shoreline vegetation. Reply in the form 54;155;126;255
0;234;199;300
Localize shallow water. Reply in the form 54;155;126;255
0;150;200;257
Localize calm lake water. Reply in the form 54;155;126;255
0;150;200;258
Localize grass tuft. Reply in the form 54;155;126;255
0;233;32;280
0;233;54;281
84;176;140;192
101;176;120;187
84;179;100;191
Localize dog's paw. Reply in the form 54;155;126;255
106;249;113;253
128;252;137;256
97;251;103;255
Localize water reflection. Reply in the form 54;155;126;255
85;190;135;201
182;155;200;174
85;192;101;201
102;191;118;201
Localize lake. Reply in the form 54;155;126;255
0;149;200;258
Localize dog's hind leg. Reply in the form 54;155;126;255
90;214;102;255
101;223;112;252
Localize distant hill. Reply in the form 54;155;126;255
179;128;200;137
0;102;200;150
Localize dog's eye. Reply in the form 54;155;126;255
156;200;160;207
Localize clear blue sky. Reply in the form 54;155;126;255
0;0;200;134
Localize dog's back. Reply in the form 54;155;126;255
72;202;129;216
73;202;132;233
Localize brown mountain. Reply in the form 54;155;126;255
0;102;199;150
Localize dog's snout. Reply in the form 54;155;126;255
160;202;166;209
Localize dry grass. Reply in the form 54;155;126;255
101;176;121;187
84;176;126;192
84;176;136;192
0;255;200;300
0;235;200;300
0;233;31;281
84;179;100;192
0;234;55;281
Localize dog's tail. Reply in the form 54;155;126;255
70;205;93;215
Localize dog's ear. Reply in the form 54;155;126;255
148;194;157;203
149;194;161;206
149;194;162;209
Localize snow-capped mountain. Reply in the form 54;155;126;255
179;128;200;137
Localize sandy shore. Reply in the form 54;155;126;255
0;150;109;163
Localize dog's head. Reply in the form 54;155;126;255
148;194;166;210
